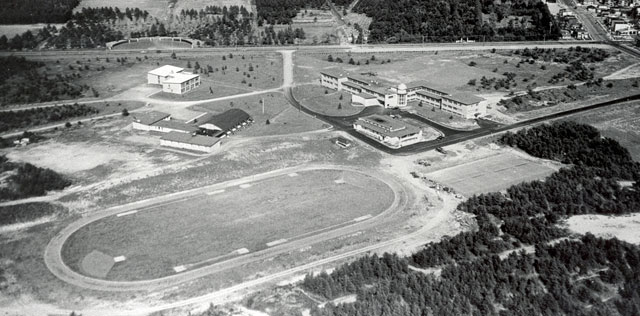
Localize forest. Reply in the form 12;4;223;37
0;103;99;132
255;0;325;25
0;0;80;24
0;56;87;106
0;156;72;202
298;121;640;316
353;0;561;43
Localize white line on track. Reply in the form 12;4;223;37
116;210;138;217
206;189;225;195
239;184;252;189
266;239;288;247
353;215;372;222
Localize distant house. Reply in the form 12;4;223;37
353;115;423;148
160;132;221;153
197;109;253;137
147;65;201;95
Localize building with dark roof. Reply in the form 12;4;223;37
160;132;221;153
353;115;423;148
197;109;252;137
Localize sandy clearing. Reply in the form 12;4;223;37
5;141;150;174
604;62;640;80
565;213;640;244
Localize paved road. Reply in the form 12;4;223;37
44;164;411;292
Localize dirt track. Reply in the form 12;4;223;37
44;164;412;293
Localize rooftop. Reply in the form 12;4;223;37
198;109;252;132
148;65;184;77
161;131;220;147
445;92;486;105
320;69;349;79
133;111;170;125
153;120;200;133
356;115;422;138
164;72;199;84
407;81;450;94
416;90;443;100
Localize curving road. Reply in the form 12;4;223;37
44;164;412;292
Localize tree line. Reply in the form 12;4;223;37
298;121;640;316
0;156;72;201
0;103;99;132
0;0;80;24
352;0;560;43
0;56;87;106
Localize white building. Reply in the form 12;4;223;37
161;72;201;94
353;115;423;148
160;131;221;153
147;65;184;85
148;65;201;95
320;72;486;119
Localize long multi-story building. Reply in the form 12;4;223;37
320;71;487;119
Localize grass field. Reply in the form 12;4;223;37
566;100;640;161
564;213;640;244
150;52;283;101
425;151;558;196
293;84;363;116
61;169;394;280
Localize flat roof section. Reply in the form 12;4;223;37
356;115;422;138
445;92;486;105
320;69;349;79
161;131;221;147
163;72;200;84
148;65;184;77
133;111;170;125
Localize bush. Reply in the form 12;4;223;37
121;109;129;116
468;61;477;67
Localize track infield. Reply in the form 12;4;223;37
61;169;394;281
425;152;557;196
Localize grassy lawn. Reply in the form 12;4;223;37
24;51;282;102
565;100;640;161
194;92;327;137
293;84;363;116
149;52;283;101
61;169;394;281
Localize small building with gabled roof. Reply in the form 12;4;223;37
197;109;252;137
132;111;171;131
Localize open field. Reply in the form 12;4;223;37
564;213;640;244
194;92;328;137
61;169;395;281
293;84;363;116
150;52;283;101
564;100;640;161
425;151;559;196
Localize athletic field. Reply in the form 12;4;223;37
426;152;557;196
61;169;394;281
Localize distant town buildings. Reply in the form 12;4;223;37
320;71;487;119
353;115;423;148
147;65;201;94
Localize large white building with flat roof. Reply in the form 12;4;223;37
320;71;487;119
148;65;201;95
